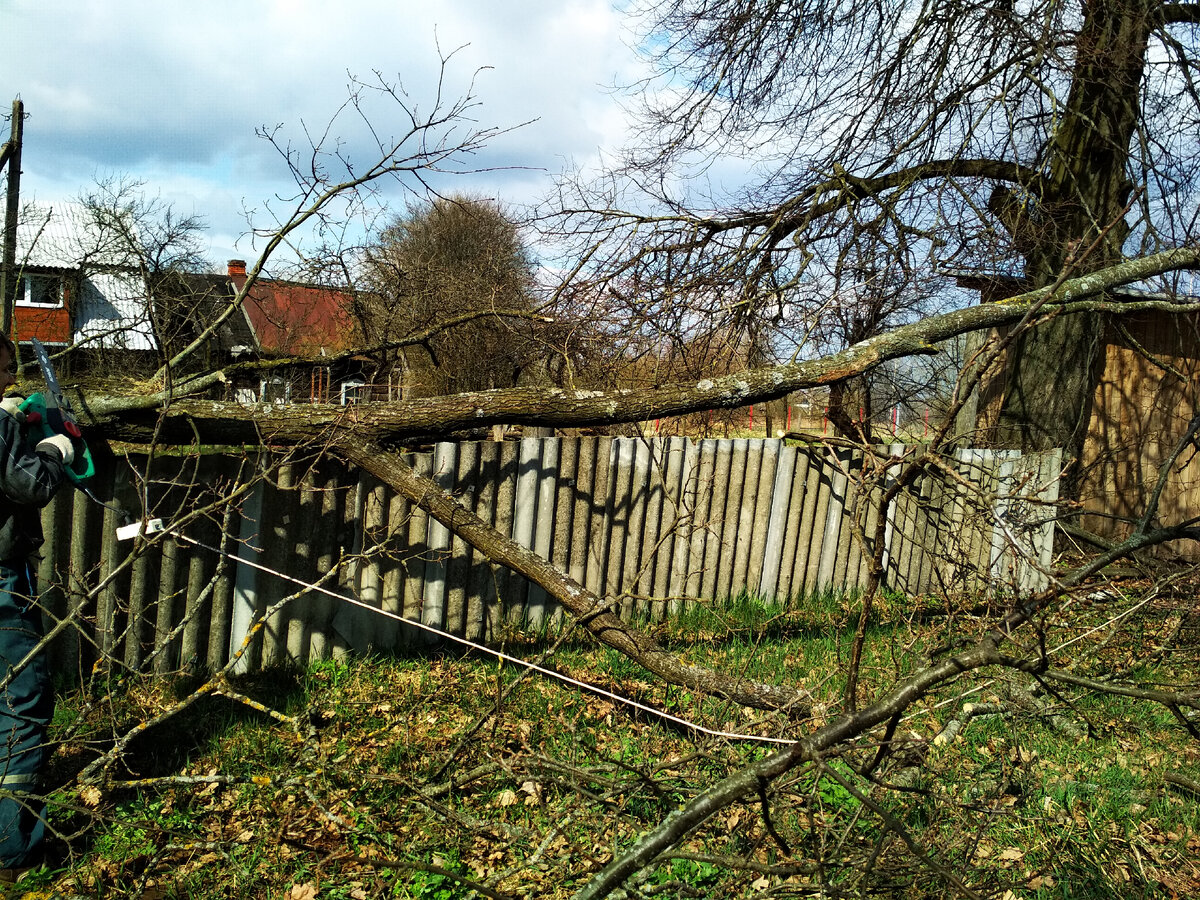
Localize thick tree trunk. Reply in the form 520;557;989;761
993;310;1107;456
992;0;1152;463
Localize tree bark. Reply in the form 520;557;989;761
993;0;1153;461
993;311;1107;457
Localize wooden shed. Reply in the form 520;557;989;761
954;273;1200;558
1078;309;1200;552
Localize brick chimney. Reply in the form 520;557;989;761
227;259;247;277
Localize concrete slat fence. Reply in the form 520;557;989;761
33;437;1061;677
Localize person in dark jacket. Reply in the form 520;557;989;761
0;333;72;878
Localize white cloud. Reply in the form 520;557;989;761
1;0;645;266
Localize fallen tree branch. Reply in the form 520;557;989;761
323;849;518;900
1058;521;1123;552
80;247;1200;444
573;641;1006;900
336;438;812;713
1039;669;1200;713
817;760;981;900
1164;772;1200;797
574;505;1200;897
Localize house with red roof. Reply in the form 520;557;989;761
200;260;369;404
11;205;369;402
226;260;356;359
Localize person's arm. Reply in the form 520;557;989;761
0;406;67;507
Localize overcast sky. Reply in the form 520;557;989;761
2;0;643;270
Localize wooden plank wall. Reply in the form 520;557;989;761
1081;311;1200;557
31;438;1060;677
963;309;1199;558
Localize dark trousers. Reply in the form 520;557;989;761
0;562;53;867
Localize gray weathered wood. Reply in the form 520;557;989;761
35;436;1061;676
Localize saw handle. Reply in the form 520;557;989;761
19;392;95;484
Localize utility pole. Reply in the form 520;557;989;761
0;99;22;337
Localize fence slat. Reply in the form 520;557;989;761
713;439;743;602
794;449;827;598
465;442;500;642
777;447;809;605
489;442;520;627
35;436;1061;677
667;437;699;614
730;440;763;597
651;438;686;616
759;443;794;601
687;440;717;600
445;442;479;636
746;440;780;598
263;463;298;665
623;439;652;616
583;437;612;601
528;437;560;627
551;438;578;627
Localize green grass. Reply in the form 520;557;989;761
28;583;1200;899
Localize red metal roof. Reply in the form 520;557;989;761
228;266;359;358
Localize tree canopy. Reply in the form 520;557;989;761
541;0;1200;454
357;195;546;395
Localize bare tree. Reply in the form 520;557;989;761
74;177;211;371
537;0;1200;464
357;195;546;395
150;62;528;386
15;20;1200;899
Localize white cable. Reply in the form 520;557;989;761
171;531;799;747
153;523;1149;750
1047;591;1156;656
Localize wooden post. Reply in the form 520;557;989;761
1;99;23;339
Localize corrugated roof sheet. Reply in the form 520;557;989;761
17;201;138;270
74;271;157;350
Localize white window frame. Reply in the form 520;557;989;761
340;378;366;406
18;274;64;309
260;376;292;405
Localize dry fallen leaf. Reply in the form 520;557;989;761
521;780;541;806
79;785;102;808
290;882;318;900
495;789;518;807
